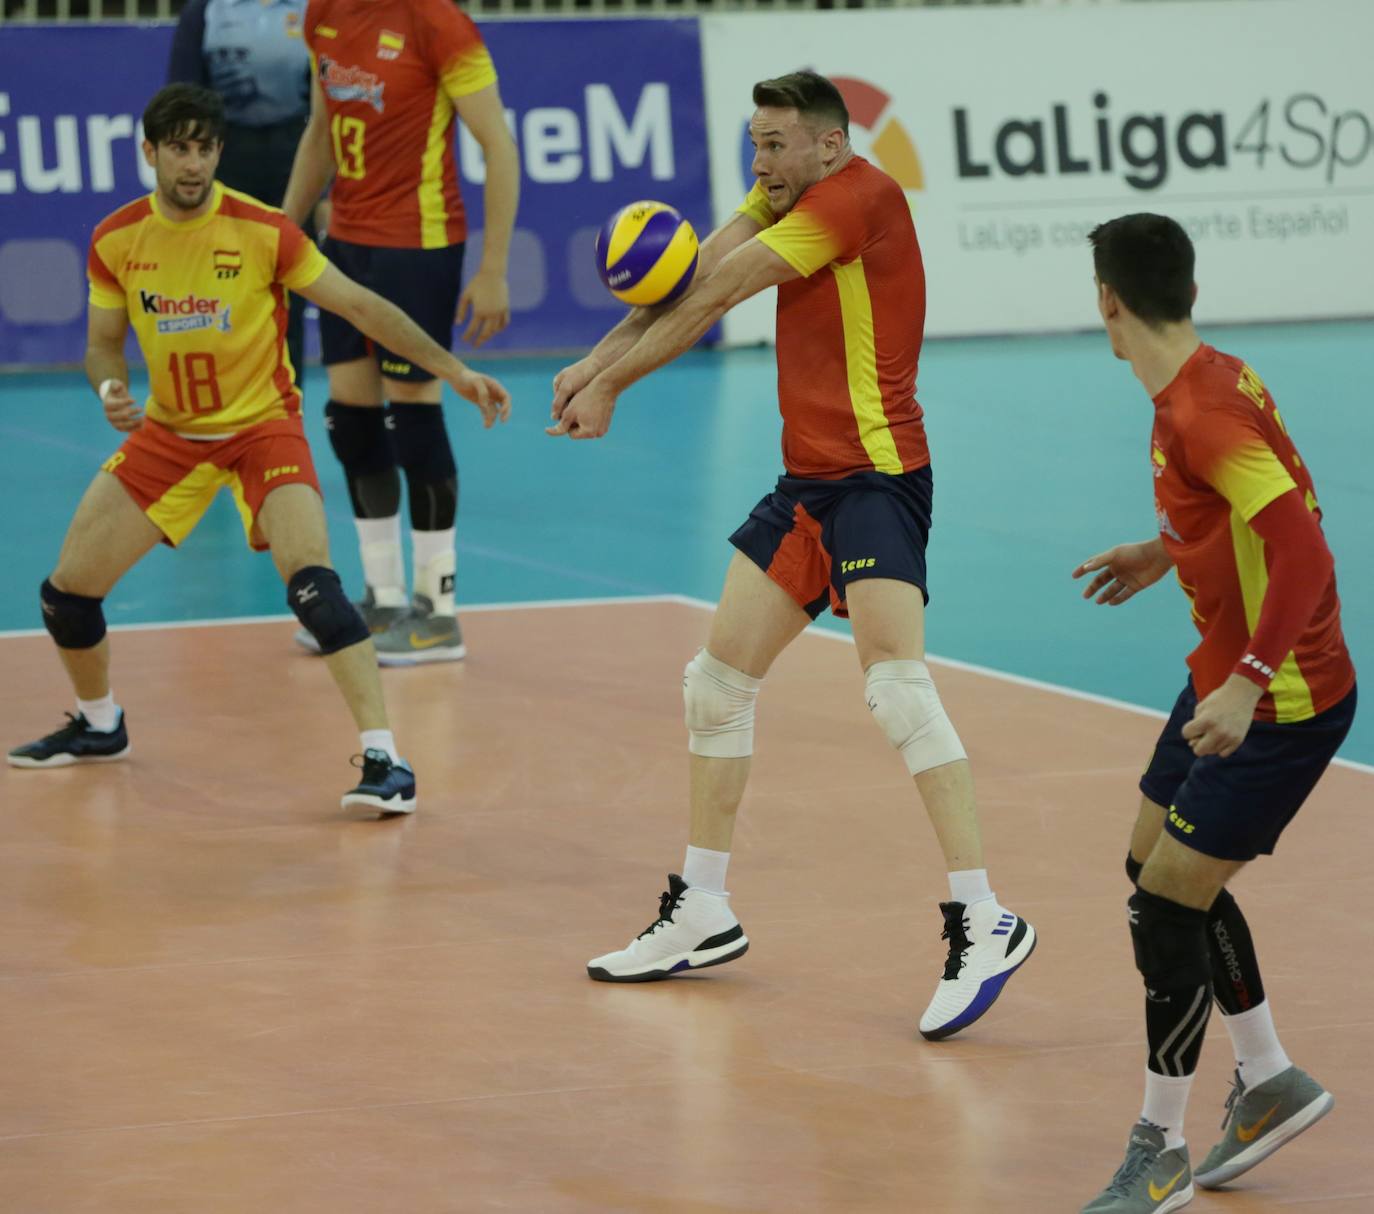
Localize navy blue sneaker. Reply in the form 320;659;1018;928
341;748;416;816
7;711;130;768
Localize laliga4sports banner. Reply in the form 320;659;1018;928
0;19;711;364
701;0;1374;342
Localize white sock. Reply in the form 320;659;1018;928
360;729;399;764
355;515;406;607
412;528;456;615
77;693;119;732
682;845;730;895
1141;1069;1194;1151
1220;1001;1292;1089
947;868;994;906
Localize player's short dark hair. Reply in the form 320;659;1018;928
752;70;849;137
142;84;226;148
1089;213;1195;324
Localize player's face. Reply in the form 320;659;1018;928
145;133;222;214
749;108;831;216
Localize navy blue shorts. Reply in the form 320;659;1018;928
1140;679;1357;861
319;238;464;382
729;465;933;620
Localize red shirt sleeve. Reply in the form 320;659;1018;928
1233;488;1334;690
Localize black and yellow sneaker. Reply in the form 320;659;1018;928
7;711;130;768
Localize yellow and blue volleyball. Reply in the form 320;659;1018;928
595;201;699;306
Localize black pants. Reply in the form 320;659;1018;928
218;118;312;386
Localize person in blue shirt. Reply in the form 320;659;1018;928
169;0;314;385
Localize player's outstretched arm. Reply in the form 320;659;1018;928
551;213;764;419
282;73;336;227
453;83;519;348
548;230;787;440
1072;538;1173;606
84;305;142;432
300;264;511;428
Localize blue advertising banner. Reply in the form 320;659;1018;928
0;19;712;364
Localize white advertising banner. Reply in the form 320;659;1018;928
701;0;1374;342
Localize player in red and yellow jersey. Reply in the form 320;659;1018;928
1075;214;1356;1211
282;0;520;665
552;72;1035;1040
7;86;510;818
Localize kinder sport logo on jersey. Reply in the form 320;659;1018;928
740;75;925;192
140;290;232;335
320;56;385;113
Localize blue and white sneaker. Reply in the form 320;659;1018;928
340;748;416;816
919;898;1036;1040
587;874;749;982
7;711;130;768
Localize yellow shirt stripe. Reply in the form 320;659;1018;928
418;88;452;250
1228;509;1315;722
830;258;903;475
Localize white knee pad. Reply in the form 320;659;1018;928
865;660;967;775
683;649;761;758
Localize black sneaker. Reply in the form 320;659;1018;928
340;748;416;816
7;711;130;768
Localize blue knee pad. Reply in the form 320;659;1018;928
1128;888;1211;990
287;566;369;655
41;578;106;649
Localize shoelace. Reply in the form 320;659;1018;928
349;749;394;784
939;907;973;980
636;884;684;940
1219;1068;1247;1131
43;712;90;743
1104;1140;1159;1196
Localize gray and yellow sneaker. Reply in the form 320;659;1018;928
373;595;466;666
295;588;410;655
1082;1122;1193;1213
1195;1066;1333;1189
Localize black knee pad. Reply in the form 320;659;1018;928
287;566;369;655
325;401;396;477
41;578;106;649
389;403;457;530
1125;852;1143;886
1129;889;1211;990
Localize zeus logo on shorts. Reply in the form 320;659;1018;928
264;465;301;484
140;291;232;335
841;558;877;574
1168;807;1196;835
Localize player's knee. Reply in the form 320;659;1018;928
40;577;106;649
325;401;395;476
1127;888;1211;990
864;660;966;776
683;649;761;758
286;565;368;655
389;403;455;479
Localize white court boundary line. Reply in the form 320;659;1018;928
3;591;1370;776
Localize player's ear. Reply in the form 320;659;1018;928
1190;282;1198;306
141;140;156;168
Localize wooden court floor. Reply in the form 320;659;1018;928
0;600;1368;1213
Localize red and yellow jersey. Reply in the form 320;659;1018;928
1152;344;1353;722
87;183;327;436
738;156;929;480
305;0;496;249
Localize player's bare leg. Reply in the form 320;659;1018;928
846;576;1035;1040
295;359;410;653
586;553;808;982
259;482;415;815
7;471;159;768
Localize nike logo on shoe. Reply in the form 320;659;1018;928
1148;1166;1187;1201
1237;1103;1281;1142
408;631;457;649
